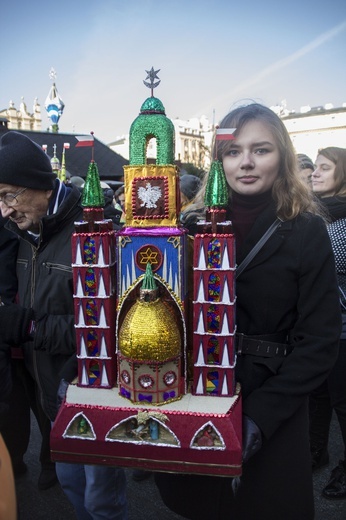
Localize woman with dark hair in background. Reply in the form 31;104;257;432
310;146;346;500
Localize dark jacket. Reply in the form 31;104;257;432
0;216;18;305
0;217;19;428
5;185;83;421
156;204;341;520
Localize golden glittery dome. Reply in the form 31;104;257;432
118;298;181;361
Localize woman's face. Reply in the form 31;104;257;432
311;155;336;197
222;120;280;196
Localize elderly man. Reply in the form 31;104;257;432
0;131;127;519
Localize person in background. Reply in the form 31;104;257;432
100;182;122;228
155;103;341;520
180;174;202;211
309;146;346;500
0;131;128;519
297;153;314;187
0;217;55;489
114;186;126;225
0;215;36;520
69;176;85;188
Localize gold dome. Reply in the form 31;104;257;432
118;298;181;361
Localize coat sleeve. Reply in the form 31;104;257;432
243;216;341;440
33;314;76;356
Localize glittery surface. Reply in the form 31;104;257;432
118;298;181;360
88;361;100;385
208;273;221;301
83;237;96;264
86;299;98;326
207;304;220;333
124;165;178;227
87;330;99;356
129;113;175;165
207;239;221;268
85;268;97;296
81;161;105;208
141;262;158;291
140;97;165;113
206;370;219;395
204;160;228;208
207;336;220;364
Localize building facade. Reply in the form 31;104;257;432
0;98;42;132
272;102;346;161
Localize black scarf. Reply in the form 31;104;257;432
321;196;346;222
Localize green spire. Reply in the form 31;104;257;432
81;161;105;208
59;148;66;183
142;262;158;291
204;160;228;208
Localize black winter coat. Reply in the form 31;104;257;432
5;185;83;421
0;217;19;428
156;204;341;520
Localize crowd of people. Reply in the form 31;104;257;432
0;102;345;519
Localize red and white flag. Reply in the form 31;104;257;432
215;128;236;140
75;135;94;147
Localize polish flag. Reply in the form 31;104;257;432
64;142;70;149
75;135;94;147
215;128;236;140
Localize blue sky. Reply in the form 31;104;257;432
1;0;346;145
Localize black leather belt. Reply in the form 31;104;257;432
236;332;293;358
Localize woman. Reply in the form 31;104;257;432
309;147;346;499
155;104;341;520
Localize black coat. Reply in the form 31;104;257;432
0;217;19;428
0;216;18;304
156;204;341;520
6;185;83;421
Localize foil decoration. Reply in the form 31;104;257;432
129;96;175;165
204;160;228;208
81;161;105;208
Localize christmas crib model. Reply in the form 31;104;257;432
50;69;242;477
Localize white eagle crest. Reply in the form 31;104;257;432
137;182;162;209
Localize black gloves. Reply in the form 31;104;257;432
0;304;35;345
242;415;262;463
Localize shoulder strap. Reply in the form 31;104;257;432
236;218;282;279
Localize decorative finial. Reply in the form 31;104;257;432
50;144;61;174
143;67;161;97
49;67;57;82
140;263;159;302
45;69;64;132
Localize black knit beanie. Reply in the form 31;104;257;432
0;131;56;190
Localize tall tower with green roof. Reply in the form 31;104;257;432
116;68;187;405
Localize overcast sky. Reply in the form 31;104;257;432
1;0;345;145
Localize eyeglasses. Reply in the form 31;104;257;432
0;187;28;207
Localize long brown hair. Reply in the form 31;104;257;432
317;147;346;197
186;103;321;221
